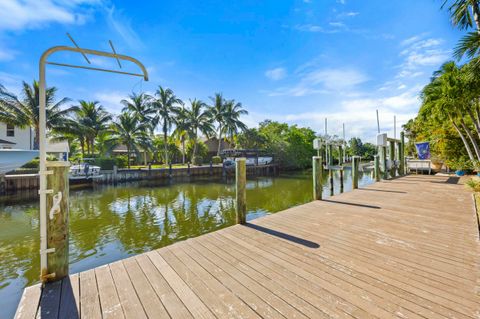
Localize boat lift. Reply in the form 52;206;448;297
38;34;148;282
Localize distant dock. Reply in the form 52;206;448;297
15;174;480;318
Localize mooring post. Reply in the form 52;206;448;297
374;155;381;182
312;156;323;200
338;145;343;165
329;169;334;196
0;174;5;195
328;144;333;166
389;140;396;178
400;131;405;175
339;167;344;193
45;161;70;282
352;156;360;189
113;165;118;185
235;158;247;224
381;146;388;179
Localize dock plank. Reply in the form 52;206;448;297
15;175;480;318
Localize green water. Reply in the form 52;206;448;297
0;170;373;318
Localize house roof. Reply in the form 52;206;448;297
0;139;16;145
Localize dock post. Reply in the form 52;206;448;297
329;169;334;196
374;155;381;182
45;161;70;282
352;156;360;189
339;167;344;193
312;156;323;200
113;165;118;185
389;140;396;178
235;158;247;224
338;145;343;165
380;146;388;179
399;131;405;175
0;174;5;195
328;144;333;166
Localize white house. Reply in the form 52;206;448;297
0;123;33;150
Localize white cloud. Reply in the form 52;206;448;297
268;67;368;97
0;0;98;31
106;6;144;49
337;0;346;4
94;91;127;113
265;67;286;80
0;45;17;61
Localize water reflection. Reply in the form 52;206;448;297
0;170;372;318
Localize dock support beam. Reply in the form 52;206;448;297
313;156;323;200
235;158;246;224
380;146;388;179
328;144;333;166
339;167;344;193
45;161;70;282
374;155;381;182
352;156;360;189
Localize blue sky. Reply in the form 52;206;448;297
0;0;463;142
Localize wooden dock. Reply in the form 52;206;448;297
15;175;480;318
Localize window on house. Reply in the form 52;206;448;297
6;124;14;137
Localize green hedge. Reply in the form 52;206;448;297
211;156;222;164
93;158;116;170
192;156;203;166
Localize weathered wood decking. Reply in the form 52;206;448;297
15;175;480;318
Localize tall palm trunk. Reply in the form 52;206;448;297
127;145;131;168
472;1;480;32
460;118;480;161
34;126;40;150
163;120;169;165
452;119;476;161
217;126;222;156
181;137;186;164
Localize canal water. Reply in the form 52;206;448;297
0;170;373;318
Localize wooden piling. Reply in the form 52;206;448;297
352;156;360;189
389;141;396;178
328;144;334;166
374;155;381;182
46;161;70;282
399;131;405;175
329;169;334;196
312;156;323;200
339;167;344;193
235;158;247;224
381;146;388;179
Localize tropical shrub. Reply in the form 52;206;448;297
192;156;203;166
446;156;473;171
211;156;222;164
115;155;128;168
94;157;116;170
21;158;40;169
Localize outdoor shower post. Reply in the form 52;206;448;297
312;156;323;200
352;156;360;189
374;155;381;182
235;158;247;224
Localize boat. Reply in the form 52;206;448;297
0;149;38;174
69;163;103;182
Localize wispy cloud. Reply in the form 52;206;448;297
265;67;287;80
268;67;368;97
0;0;98;31
94;91;127;113
396;35;449;78
106;6;144;49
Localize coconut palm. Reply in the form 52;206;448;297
208;93;228;156
111;112;149;168
442;1;480;59
152;87;182;165
222;99;248;146
172;107;189;164
121;92;154;131
183;99;214;161
74;101;112;155
0;81;74;149
420;61;479;161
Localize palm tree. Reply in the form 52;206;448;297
208;93;228;156
442;1;480;59
222;99;248;146
183;99;214;161
420;61;479;161
172;107;189;164
111;112;149;168
121;92;154;131
74;101;112;155
152;87;182;165
0;81;74;149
